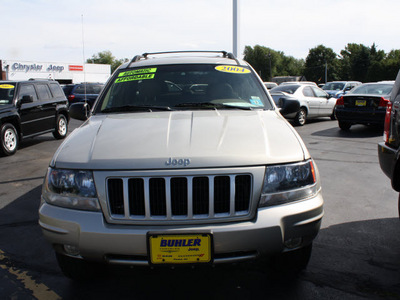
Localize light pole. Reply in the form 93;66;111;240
233;0;240;58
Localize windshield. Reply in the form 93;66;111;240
323;82;345;91
0;83;16;105
96;64;272;113
350;83;393;96
270;85;300;95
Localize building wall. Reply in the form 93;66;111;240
1;60;111;84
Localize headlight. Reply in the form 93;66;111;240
259;160;319;207
42;167;100;211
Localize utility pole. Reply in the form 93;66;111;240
325;61;328;83
233;0;240;58
268;53;272;81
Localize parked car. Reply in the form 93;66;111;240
270;84;336;126
62;82;104;109
0;80;69;156
39;50;323;280
335;82;394;130
280;81;317;86
378;71;400;216
263;81;278;90
322;81;362;98
270;92;300;117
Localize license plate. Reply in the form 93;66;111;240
355;99;366;106
148;233;212;264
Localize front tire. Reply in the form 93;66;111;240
56;253;104;281
269;244;313;276
0;123;19;156
53;114;68;139
339;121;351;130
294;108;307;126
398;193;400;218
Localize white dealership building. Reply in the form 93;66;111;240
0;59;111;84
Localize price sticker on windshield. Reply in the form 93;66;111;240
0;84;15;89
215;65;251;74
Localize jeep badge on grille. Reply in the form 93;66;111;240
165;157;191;167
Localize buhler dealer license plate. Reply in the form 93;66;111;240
148;234;212;264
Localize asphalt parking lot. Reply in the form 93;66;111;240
0;117;399;299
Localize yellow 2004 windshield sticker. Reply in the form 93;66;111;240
0;84;15;89
215;65;250;74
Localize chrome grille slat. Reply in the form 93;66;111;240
107;174;252;222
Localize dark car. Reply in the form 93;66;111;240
63;82;104;109
335;82;394;130
0;80;69;156
378;72;400;216
269;91;300;117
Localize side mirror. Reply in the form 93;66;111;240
279;98;300;115
70;102;89;121
20;95;33;104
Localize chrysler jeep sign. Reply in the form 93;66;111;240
11;62;65;73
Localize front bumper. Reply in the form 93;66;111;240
39;193;324;266
335;107;385;125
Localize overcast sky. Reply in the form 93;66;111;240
2;0;400;63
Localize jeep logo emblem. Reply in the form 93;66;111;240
165;157;191;167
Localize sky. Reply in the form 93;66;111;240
2;0;400;64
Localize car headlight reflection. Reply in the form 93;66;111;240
259;160;319;207
42;168;100;211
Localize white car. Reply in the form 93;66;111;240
270;83;337;126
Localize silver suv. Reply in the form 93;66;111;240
39;51;324;279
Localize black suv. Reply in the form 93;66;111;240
378;71;400;215
62;83;104;109
0;80;69;156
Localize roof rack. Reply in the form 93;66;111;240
128;51;240;67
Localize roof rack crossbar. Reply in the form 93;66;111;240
128;51;241;66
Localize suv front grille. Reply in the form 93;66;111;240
107;174;252;221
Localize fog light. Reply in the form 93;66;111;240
284;237;302;249
64;244;80;256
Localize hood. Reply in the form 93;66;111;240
52;110;307;170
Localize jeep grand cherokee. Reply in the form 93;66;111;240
39;51;324;280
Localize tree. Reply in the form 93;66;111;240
304;45;339;84
339;44;371;82
86;50;128;73
243;45;304;81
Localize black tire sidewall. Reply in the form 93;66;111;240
53;114;68;139
294;108;306;126
0;123;19;156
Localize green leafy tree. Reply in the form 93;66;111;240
87;50;128;73
382;49;400;80
304;45;339;84
243;45;304;81
339;43;371;81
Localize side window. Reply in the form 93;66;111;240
49;83;64;98
312;87;327;98
18;84;38;101
86;86;95;94
75;85;86;94
302;86;314;97
36;84;52;100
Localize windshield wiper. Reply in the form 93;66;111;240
101;105;173;113
174;102;254;110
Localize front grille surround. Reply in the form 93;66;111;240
92;167;265;225
106;174;251;221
